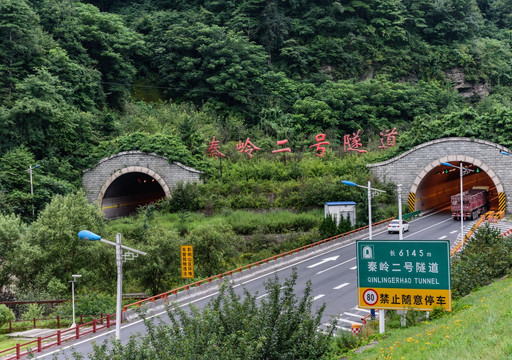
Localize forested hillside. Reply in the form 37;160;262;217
2;0;512;217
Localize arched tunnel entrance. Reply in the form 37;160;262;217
101;172;166;218
415;162;499;213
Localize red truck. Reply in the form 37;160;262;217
450;186;489;220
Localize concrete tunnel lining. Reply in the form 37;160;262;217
98;166;171;205
410;155;504;195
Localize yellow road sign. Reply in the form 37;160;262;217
180;245;194;279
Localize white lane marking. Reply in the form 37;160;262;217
337;318;362;325
450;230;457;234
438;235;447;239
403;217;453;238
313;294;325;301
316;257;355;275
334;324;352;331
334;283;350;290
256;293;268;300
343;312;364;318
350;266;357;270
354;307;370;313
307;255;340;268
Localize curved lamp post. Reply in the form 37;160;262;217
77;230;147;340
341;180;387;334
341;180;386;240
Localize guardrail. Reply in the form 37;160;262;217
401;210;421;220
0;314;118;360
450;211;493;256
1;314;105;335
1;217;395;359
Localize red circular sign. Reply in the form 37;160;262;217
363;289;378;306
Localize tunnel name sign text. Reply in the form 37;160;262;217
356;240;451;311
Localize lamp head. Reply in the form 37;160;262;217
72;274;82;279
78;230;101;241
341;180;358;187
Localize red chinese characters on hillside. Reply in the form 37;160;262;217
272;139;292;154
379;128;398;149
206;136;226;158
344;129;366;153
309;134;330;157
206;129;398;159
236;138;261;158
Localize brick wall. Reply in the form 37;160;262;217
367;138;512;212
82;151;202;204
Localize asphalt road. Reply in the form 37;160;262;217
35;210;467;359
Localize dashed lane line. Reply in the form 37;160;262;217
333;283;350;290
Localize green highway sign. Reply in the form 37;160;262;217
356;240;451;311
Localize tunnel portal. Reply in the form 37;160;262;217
367;138;510;214
101;172;166;218
82;151;203;219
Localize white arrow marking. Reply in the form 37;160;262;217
307;255;340;268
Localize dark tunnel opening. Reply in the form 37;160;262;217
101;172;166;218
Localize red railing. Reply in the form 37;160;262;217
2;314;106;334
0;314;117;360
1;218;394;359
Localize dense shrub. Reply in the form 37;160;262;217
0;305;15;328
451;223;512;298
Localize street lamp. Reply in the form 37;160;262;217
441;162;473;241
341;180;387;334
341;180;386;240
397;184;403;240
70;274;82;328
25;164;40;217
77;230;147;340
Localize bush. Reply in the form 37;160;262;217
21;303;44;321
0;305;15;327
451;223;512;299
163;182;201;213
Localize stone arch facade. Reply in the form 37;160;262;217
367;137;511;213
82;151;203;207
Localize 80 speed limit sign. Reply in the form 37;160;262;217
362;289;378;306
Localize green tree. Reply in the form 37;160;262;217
0;305;15;328
8;191;107;296
130;227;181;295
0;0;42;99
36;0;144;108
0;214;26;287
318;214;338;239
82;270;334;359
337;214;353;234
188;224;239;277
451;223;512;298
148;17;268;117
0;68;95;160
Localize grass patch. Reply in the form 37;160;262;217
0;334;24;354
343;276;512;359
